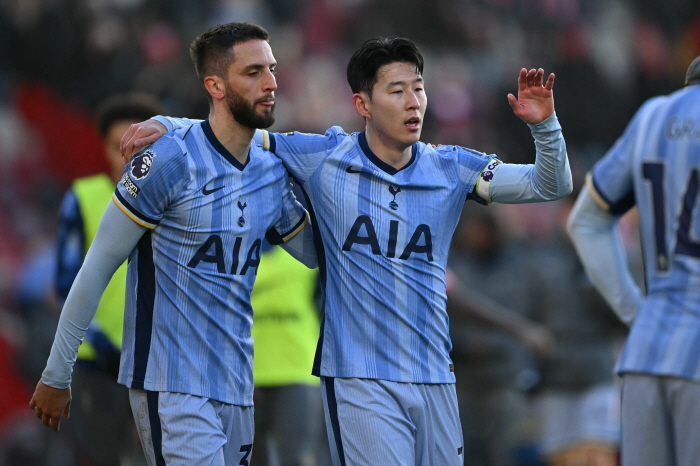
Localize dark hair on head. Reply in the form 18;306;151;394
189;22;269;83
95;93;168;138
685;55;700;86
347;37;424;98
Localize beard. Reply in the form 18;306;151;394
225;82;275;129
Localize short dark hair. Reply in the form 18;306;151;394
189;22;270;82
95;93;168;138
685;55;700;86
346;37;424;98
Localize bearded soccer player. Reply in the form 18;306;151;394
30;22;316;466
568;56;700;466
122;36;571;466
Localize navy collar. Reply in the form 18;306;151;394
201;119;249;171
358;131;417;175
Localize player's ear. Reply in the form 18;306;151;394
352;93;371;119
204;76;226;101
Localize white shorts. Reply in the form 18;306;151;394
129;389;254;466
321;377;463;466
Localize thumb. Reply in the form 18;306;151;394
507;93;519;112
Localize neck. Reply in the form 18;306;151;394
364;125;413;171
208;106;255;164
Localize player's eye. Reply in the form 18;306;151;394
415;87;424;92
392;90;403;94
270;67;277;75
248;71;260;77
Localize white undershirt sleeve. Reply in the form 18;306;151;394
567;188;644;326
489;112;573;203
42;201;147;388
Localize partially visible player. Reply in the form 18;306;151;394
55;92;165;466
567;56;700;466
30;22;316;466
122;36;571;466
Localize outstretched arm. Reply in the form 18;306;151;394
479;69;572;204
567;187;643;325
29;201;147;431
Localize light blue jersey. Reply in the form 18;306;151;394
588;85;700;381
264;127;493;383
113;120;308;405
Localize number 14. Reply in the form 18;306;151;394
643;162;700;272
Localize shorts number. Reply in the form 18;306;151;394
239;444;252;466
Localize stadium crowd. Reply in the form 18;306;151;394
0;0;699;465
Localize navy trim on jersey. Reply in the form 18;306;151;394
358;131;418;175
146;391;166;466
324;378;346;466
201;119;249;171
114;190;161;226
269;132;277;154
132;230;156;389
591;174;636;215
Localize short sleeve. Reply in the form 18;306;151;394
588;103;649;215
113;137;187;229
262;126;347;184
264;174;309;245
433;145;496;201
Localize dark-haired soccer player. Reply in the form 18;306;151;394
123;35;571;466
568;56;700;466
30;22;315;465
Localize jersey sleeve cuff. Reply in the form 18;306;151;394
112;191;159;229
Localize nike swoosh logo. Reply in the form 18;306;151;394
202;184;225;195
346;166;365;174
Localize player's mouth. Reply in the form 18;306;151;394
257;96;275;108
404;116;421;131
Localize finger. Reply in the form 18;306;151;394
518;68;527;91
526;69;536;87
34;407;43;419
42;414;51;427
534;68;544;87
63;401;71;419
545;73;555;91
50;416;61;432
507;93;519;112
120;125;137;157
29;398;36;410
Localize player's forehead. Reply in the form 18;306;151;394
229;39;276;71
375;61;422;87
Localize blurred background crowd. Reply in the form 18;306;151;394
1;0;699;465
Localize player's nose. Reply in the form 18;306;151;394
406;91;421;110
263;70;277;92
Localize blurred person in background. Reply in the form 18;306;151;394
55;92;167;466
448;205;553;466
568;56;700;466
526;198;625;466
251;183;331;466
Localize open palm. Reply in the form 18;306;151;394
507;68;555;125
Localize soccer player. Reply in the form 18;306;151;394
567;56;700;466
55;92;166;466
122;36;571;466
29;22;316;465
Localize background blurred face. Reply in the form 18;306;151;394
104;120;136;183
365;62;427;149
223;39;277;129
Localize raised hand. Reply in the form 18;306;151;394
507;68;555;125
120;120;168;163
29;381;72;432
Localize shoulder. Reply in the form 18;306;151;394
422;142;494;166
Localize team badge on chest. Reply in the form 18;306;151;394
237;197;247;227
389;184;401;210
